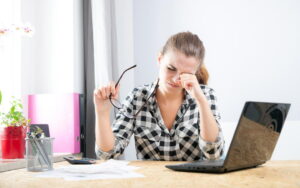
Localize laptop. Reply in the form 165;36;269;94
165;101;291;173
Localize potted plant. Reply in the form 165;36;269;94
0;90;30;159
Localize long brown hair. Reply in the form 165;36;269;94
161;31;209;84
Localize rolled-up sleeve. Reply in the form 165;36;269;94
95;132;131;160
198;87;225;160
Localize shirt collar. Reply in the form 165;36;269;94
146;78;159;106
146;79;195;107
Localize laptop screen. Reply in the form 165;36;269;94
224;102;290;171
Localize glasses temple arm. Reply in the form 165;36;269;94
115;64;137;88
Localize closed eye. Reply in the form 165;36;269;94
167;66;176;71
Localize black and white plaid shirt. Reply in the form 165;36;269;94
96;80;225;161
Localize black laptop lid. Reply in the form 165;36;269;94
223;102;290;171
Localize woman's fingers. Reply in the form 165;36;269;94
100;88;107;99
110;82;115;96
94;82;119;100
182;81;193;90
111;83;120;99
94;88;106;102
94;89;100;99
108;85;113;98
110;81;118;99
180;74;196;90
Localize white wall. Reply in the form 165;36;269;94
21;0;84;95
132;0;300;159
133;0;300;121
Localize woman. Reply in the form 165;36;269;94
94;31;224;161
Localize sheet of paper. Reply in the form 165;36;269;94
36;159;144;181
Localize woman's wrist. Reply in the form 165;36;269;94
195;91;207;105
95;107;110;117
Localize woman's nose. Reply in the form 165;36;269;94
172;74;181;83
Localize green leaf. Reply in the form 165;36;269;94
0;94;28;127
0;90;2;105
10;106;15;114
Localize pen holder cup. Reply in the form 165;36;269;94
26;137;54;172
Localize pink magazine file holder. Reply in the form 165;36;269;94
28;93;80;153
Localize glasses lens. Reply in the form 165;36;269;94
110;98;122;109
111;98;135;118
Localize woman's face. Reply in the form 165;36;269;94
157;49;199;94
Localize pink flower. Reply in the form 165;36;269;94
0;23;34;37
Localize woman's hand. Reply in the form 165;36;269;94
93;82;120;113
179;73;204;101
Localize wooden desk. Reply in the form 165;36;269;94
0;160;299;188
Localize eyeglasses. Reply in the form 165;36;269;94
109;65;159;119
